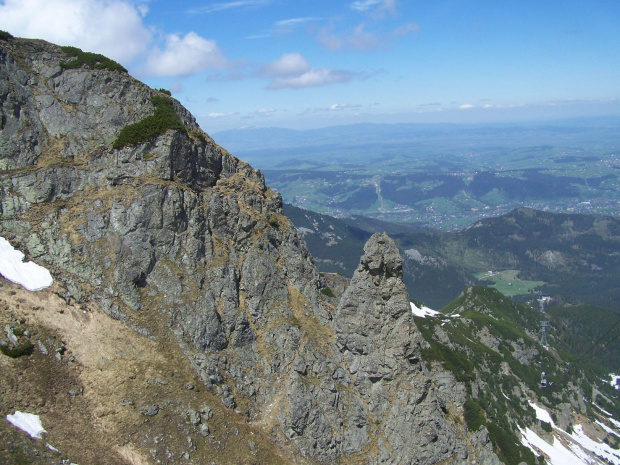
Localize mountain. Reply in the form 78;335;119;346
289;205;620;311
1;35;618;465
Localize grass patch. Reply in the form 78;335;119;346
60;46;127;73
113;95;186;149
156;88;171;96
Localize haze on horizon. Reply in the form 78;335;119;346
1;0;619;132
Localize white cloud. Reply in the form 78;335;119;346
318;21;418;51
208;112;227;119
188;0;270;14
348;23;380;50
268;68;353;90
350;0;382;12
394;23;419;37
259;53;310;78
351;0;398;18
276;17;322;28
0;0;152;63
144;32;228;77
459;104;474;109
259;53;354;89
330;103;361;111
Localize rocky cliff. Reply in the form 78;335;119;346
0;36;501;464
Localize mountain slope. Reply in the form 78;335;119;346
414;286;620;465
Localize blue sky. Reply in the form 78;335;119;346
1;0;620;132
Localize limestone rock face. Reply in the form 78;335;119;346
0;37;500;464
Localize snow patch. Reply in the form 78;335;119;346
595;420;619;437
6;411;46;439
0;237;53;291
529;401;555;425
410;302;440;318
519;427;587;465
609;373;620;390
570;424;620;465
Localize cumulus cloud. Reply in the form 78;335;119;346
0;0;152;63
259;53;310;78
144;32;229;77
268;68;353;90
459;104;474;109
257;53;353;89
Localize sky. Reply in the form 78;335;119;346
1;0;620;133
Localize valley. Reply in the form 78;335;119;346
214;121;620;231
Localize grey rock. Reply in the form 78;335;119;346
141;405;160;417
187;409;201;426
221;395;236;409
5;325;18;345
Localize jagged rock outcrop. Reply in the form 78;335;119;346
0;37;501;464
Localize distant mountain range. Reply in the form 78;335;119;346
285;205;620;311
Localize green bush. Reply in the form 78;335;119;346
60;45;127;73
157;88;172;96
321;287;336;298
113;95;186;149
540;420;553;432
268;216;280;229
0;30;13;40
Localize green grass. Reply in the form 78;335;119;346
113;95;186;149
0;30;13;40
60;46;127;73
475;270;544;297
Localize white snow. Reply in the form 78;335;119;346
593;404;620;428
529;401;555;425
46;443;60;452
6;411;46;439
609;373;620;390
593;404;614;417
570;424;620;465
519;427;589;465
595;420;619;437
0;237;53;291
410;302;440;318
